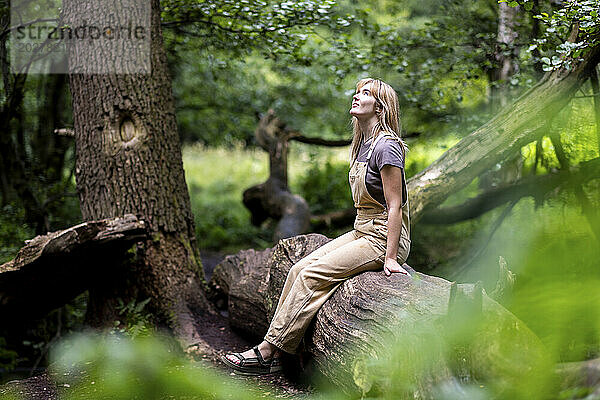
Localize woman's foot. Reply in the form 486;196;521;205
222;341;283;375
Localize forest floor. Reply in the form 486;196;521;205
0;251;311;400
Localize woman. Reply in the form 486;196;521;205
222;78;411;375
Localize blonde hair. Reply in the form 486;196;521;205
349;78;407;164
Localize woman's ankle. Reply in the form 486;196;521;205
258;341;280;359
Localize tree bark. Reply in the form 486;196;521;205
489;1;519;109
208;233;330;339
591;66;600;154
421;157;600;224
63;0;211;344
210;236;546;396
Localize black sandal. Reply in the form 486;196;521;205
221;346;283;376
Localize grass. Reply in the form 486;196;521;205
182;142;354;252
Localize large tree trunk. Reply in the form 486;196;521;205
63;0;210;344
210;236;547;396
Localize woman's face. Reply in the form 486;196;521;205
350;82;377;120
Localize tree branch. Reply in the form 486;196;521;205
288;131;420;147
421;157;600;225
310;208;356;230
289;132;351;147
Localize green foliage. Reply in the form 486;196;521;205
505;0;600;71
365;0;499;111
170;46;357;146
505;202;600;363
0;204;34;264
0;337;18;373
162;0;354;60
49;333;265;400
297;159;352;215
112;298;153;339
183;145;272;250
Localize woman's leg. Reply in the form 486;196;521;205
271;230;357;319
265;232;385;354
225;230;358;365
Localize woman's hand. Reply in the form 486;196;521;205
383;257;410;277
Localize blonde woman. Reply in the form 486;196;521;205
222;78;411;375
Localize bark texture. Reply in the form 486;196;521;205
63;0;210;343
210;235;546;396
556;358;600;398
421;156;600;224
0;215;147;319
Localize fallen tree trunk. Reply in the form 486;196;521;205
421;156;600;224
0;215;148;319
209;235;547;396
556;358;600;398
408;37;600;222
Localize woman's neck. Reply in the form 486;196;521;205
359;117;379;143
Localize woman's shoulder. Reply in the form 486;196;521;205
371;133;406;166
379;131;401;141
374;132;404;152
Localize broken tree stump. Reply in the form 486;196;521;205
243;110;311;241
209;234;547;396
0;214;148;319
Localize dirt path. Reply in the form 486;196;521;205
0;313;311;399
0;251;311;399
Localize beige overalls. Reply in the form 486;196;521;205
264;133;411;354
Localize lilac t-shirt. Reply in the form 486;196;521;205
356;136;407;208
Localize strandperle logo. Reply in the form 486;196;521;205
14;21;148;42
10;0;151;74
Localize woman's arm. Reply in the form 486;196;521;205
381;165;410;276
